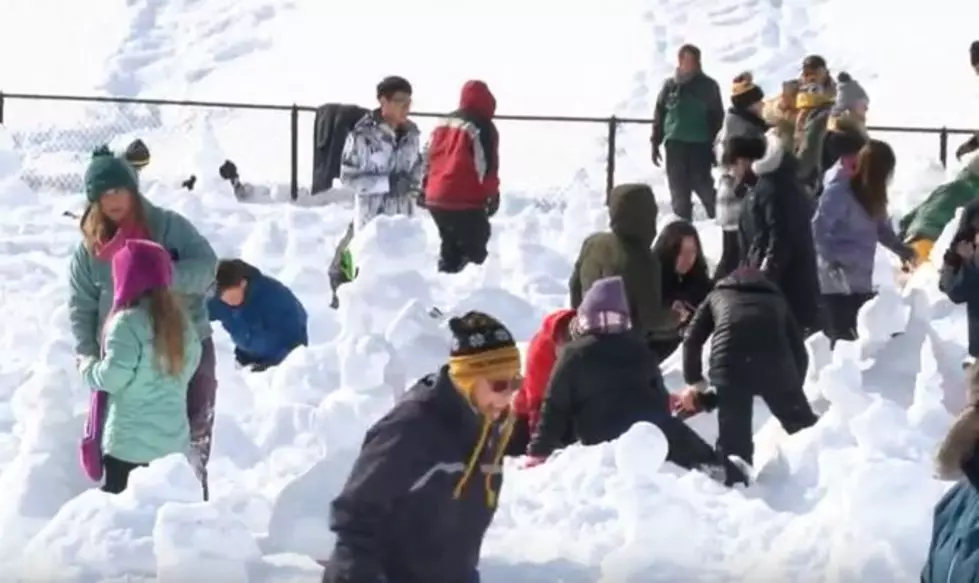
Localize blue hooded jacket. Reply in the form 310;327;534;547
208;267;307;366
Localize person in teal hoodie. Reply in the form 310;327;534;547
208;259;308;371
77;239;202;494
67;145;218;498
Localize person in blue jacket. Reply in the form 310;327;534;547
922;401;979;582
207;259;308;371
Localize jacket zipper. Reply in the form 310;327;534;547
946;551;958;583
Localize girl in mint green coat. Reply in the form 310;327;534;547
78;239;202;494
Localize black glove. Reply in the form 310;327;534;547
956;135;979;161
181;175;197;191
218;160;239;182
694;390;718;413
486;192;500;217
652;145;662;167
414;190;427;209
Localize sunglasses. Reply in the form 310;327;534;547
488;378;520;394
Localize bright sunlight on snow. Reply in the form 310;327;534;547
2;0;979;580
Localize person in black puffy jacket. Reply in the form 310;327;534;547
736;130;821;334
527;276;748;486
677;266;818;469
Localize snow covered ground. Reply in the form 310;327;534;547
1;0;979;580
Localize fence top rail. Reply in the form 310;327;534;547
2;90;976;135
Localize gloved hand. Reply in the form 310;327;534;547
486;192;500;217
414;189;427;209
956;135;979;161
218;160;239;182
652;146;662;167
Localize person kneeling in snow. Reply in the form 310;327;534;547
78;240;203;494
678;267;818;472
322;311;521;583
900;154;979;265
422;80;501;274
207;259;308;372
526;276;748;486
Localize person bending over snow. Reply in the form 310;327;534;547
421;80;501;274
208;259;308;372
650;219;713;359
78;240;202;494
527;276;748;487
900;154;979;264
321;311;521;583
938;200;979;394
677;267;818;471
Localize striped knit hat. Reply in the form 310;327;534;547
731;71;764;110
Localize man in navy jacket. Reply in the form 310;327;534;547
208;259;308;371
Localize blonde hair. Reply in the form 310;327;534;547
80;191;147;252
144;288;187;376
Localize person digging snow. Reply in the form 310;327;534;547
321;310;521;583
68;145;218;500
650;219;713;359
526;276;748;486
900;154;979;264
678;266;818;473
938;200;979;389
79;239;202;494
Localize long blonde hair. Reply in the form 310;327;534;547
143;288;186;376
80;192;148;253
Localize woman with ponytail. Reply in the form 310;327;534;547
77;240;202;494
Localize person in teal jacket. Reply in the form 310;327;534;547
78;239;202;494
67;146;219;498
922;402;979;582
899;154;979;264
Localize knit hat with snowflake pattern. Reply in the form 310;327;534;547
447;311;520;389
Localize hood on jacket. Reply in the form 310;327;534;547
540;309;576;345
459;81;496;118
751;129;787;176
714;266;781;295
607;183;658;247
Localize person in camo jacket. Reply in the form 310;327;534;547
68;146;218;500
794;55;837;197
651;44;724;220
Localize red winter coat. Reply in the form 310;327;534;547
513;309;576;434
423;81;500;210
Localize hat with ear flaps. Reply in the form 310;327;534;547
446;310;521;508
84;145;139;203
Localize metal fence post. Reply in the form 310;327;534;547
0;91;5;125
605;115;617;202
940;127;948;168
289;104;299;201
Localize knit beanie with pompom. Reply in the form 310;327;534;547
730;71;764;110
84;145;139;202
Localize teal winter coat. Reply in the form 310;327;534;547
68;197;217;357
82;307;202;464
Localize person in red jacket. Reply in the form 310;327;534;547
422;80;501;273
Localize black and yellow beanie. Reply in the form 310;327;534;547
124;139;151;169
731;71;764;110
84;145;139;203
447;311;520;394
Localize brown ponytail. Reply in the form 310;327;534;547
144;288;186;376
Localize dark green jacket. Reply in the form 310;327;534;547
652;72;724;146
899;170;979;242
569;184;678;339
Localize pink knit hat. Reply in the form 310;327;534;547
111;239;174;308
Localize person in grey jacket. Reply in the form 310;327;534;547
811;139;915;345
715;71;769;280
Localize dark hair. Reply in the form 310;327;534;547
652;220;709;279
850;139;896;219
376;76;413;100
215;259;257;292
678;44;701;63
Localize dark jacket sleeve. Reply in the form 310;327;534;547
759;187;792;280
704;76;725;140
682;295;717;384
784;306;808;380
326;412;430;583
939;254;979;304
528;348;578;458
570;235;613;309
651;79;672;148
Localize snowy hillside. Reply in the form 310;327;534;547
0;0;977;580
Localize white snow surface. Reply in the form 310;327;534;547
2;0;979;580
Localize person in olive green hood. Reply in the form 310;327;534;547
569;183;680;362
651;44;724;221
67;145;219;499
899;154;979;263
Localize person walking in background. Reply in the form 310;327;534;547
794;55;836;196
716;71;769;280
651;44;724;220
568;183;680;362
68;145;218;499
677;266;818;473
900;155;979;264
322;311;521;583
421;80;501;274
812;140;915;345
77;239;202;494
208;259;308;372
650;220;713;358
737;130;822;334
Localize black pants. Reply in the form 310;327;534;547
102;455;148;494
822;292;876;347
714;230;741;281
656;415;748;486
505;414;576;457
665;141;716;220
429;208;491;273
714;381;818;466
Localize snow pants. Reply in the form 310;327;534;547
665;141;716;220
428;208;491;274
714;381;817;466
101;455;147;494
821;292;876;347
187;338;217;500
655;415;748;486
